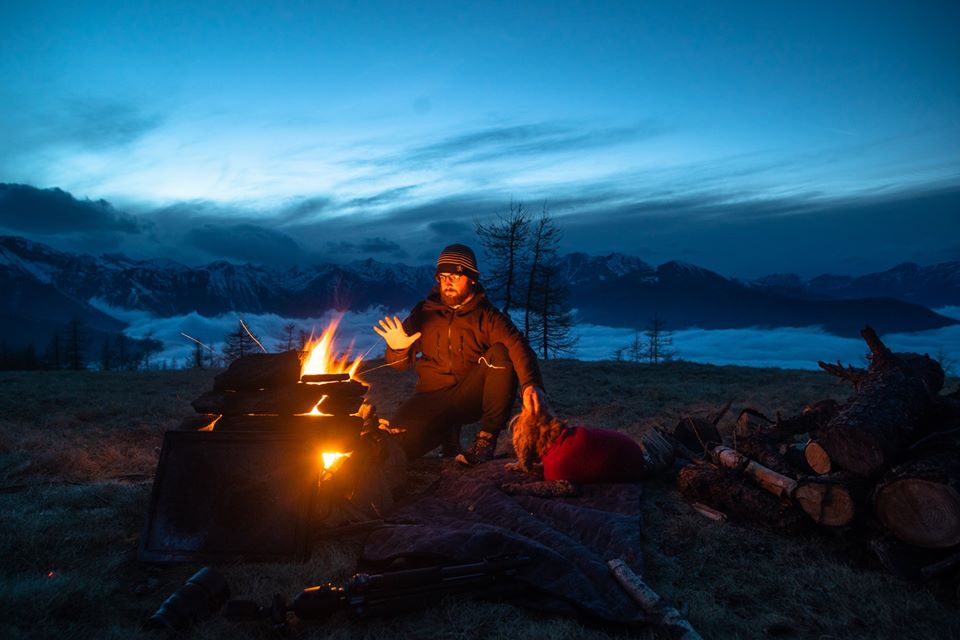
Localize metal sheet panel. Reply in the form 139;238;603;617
139;431;321;563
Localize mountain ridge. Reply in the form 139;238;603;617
0;235;956;349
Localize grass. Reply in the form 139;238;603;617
0;363;957;640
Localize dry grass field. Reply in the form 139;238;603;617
1;361;958;640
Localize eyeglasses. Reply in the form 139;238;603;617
437;273;464;284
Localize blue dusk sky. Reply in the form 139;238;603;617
1;0;958;278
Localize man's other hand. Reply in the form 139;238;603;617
373;316;421;351
522;385;548;416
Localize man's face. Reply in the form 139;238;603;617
438;273;473;307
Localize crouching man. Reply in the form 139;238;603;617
374;243;548;465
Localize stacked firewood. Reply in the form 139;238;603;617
672;326;960;595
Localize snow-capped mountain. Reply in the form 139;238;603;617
749;262;960;308
1;235;956;350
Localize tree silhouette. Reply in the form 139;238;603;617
475;201;529;313
222;321;262;364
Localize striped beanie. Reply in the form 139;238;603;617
435;244;480;281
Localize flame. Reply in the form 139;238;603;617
321;451;351;471
300;316;363;380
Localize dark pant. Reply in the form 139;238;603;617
393;343;519;458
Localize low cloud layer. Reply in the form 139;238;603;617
102;304;960;378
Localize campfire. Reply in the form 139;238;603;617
140;319;405;563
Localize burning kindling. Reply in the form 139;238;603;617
140;318;406;563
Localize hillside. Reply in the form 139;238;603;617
0;362;958;639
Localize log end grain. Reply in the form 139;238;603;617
875;479;960;549
794;481;855;527
804;441;832;475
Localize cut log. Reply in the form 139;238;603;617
213;351;303;391
301;373;351;383
192;381;369;415
607;559;704;640
213;414;363;436
781;441;831;476
713;446;797;498
677;465;808;531
192;386;327;415
792;473;858;527
303;380;369;397
673;416;722;455
317;394;365;416
712;446;856;526
815;326;944;477
874;448;960;549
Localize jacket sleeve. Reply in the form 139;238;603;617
485;307;545;392
383;304;422;371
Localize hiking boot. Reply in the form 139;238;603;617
455;431;497;466
440;425;462;458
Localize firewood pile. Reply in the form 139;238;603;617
669;326;960;599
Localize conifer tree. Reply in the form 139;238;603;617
475;202;529;313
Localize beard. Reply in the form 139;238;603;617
441;287;471;307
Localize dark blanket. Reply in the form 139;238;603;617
361;459;648;626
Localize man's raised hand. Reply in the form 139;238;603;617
373;316;421;351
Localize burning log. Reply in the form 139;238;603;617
192;386;327;415
192;381;369;416
317;394;365;416
214;351;303;391
214;414;363;435
712;446;857;526
874;445;960;549
301;373;351;383
814;326;944;477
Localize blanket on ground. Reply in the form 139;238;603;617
360;459;648;626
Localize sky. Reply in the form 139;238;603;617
1;0;958;278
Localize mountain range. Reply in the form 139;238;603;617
1;234;956;350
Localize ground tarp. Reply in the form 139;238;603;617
361;459;648;626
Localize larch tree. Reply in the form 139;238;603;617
475;201;529;313
523;207;577;360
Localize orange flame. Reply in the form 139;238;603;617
321;451;351;471
300;317;363;380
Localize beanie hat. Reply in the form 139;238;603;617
435;244;480;281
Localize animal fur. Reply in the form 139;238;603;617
510;411;568;474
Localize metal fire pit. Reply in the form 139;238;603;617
138;351;405;563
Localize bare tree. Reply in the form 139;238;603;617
192;341;205;369
475;201;529;313
66;317;87;371
222;321;261;364
276;322;299;352
644;314;676;365
523;207;577;360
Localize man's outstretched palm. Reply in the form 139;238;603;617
374;315;421;351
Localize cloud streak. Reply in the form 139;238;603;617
368;119;665;169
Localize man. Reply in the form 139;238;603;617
374;243;548;464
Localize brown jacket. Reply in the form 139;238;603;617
384;285;544;394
